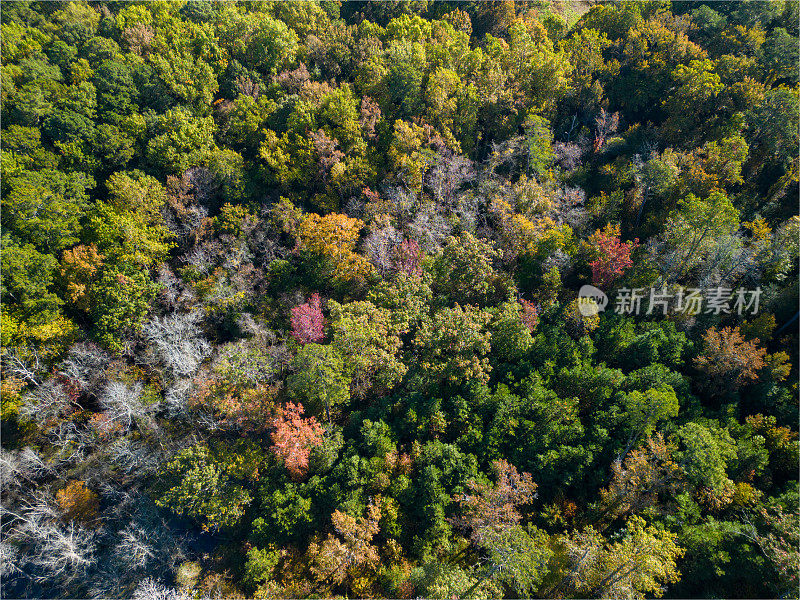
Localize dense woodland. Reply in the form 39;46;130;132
1;1;799;598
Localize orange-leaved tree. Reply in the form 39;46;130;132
271;402;324;480
297;213;375;286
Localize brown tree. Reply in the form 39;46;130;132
694;326;767;396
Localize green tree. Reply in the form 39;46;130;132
90;267;159;353
759;28;799;85
366;271;432;335
88;171;173;268
145;107;216;174
620;385;679;460
2;168;92;253
552;516;684;599
662;59;724;141
657;191;739;285
1;235;62;323
328;300;407;397
288;343;351;421
156;442;255;532
675;422;737;509
414;304;493;387
489;300;535;362
431;232;504;307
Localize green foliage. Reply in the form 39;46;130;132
414;304;493;387
88;170;173;268
1;235;62;323
146;107;216;174
288;343;351;419
328;300;407;395
489;300;535;362
90;267;159;353
431;233;505;307
156;442;255;531
2;168;92;254
244;546;279;587
255;482;314;544
675;422;737;507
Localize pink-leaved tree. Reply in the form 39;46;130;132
290;293;325;344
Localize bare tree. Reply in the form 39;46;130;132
184;166;220;212
114;525;157;570
0;448;52;491
383;186;418;228
58;343;110;394
212;338;289;387
17;447;54;480
364;225;403;277
132;578;187;600
142;311;211;379
553;141;586;171
28;521;97;584
19;379;79;429
593;108;620;153
426;150;475;206
1;347;44;386
407;205;452;254
47;421;94;466
163;379;194;417
552;186;589;231
181;247;213;276
107;438;162;475
98;381;149;431
121;22;154;56
3;493;97;587
235;74;260;99
0;541;20;578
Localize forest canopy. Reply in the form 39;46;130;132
1;1;798;599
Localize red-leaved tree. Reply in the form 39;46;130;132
589;224;638;287
271;402;324;480
290;293;325;344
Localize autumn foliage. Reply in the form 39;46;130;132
2;3;798;599
519;299;539;333
297;213;375;285
290;293;325;345
453;459;538;542
55;480;100;526
270;402;324;480
589;223;638;287
694;326;767;395
308;502;382;591
392;239;422;278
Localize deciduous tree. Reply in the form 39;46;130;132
588;224;638;288
290;293;325;345
694;326;767;396
270;402;324;480
414;304;492;387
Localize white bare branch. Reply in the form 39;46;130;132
143;311;212;378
